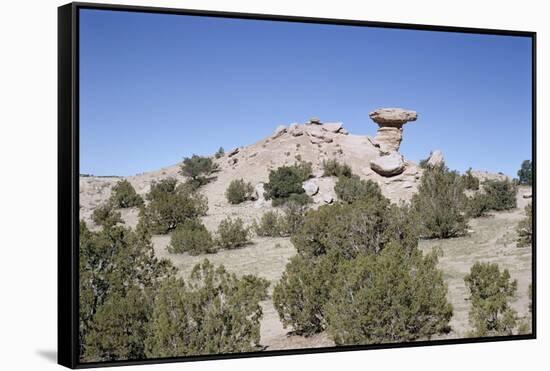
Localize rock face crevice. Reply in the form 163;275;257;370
368;108;417;177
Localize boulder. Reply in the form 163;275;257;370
322;122;343;133
427;150;444;167
272;125;287;139
370;152;406;177
308;117;322;125
253;183;270;208
228;147;239;157
302;179;319;196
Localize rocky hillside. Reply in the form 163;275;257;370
79;108;505;230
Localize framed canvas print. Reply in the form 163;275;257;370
58;2;536;369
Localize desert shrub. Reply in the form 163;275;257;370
79;222;175;361
225;179;254;204
462;168;480;191
411;165;468;239
264;163;313;206
144;178;208;234
322;159;352;178
517;160;532;185
281;201;308;235
517;203;532;247
291;197;420;260
325;243;452;345
464;262;518;337
83;288;152;361
91;202;123;228
465;193;491;218
418;157;429;169
146;260;269;357
214;146;225;159
167;219;216;255
273;253;340;336
253;211;287;237
179;154;220;188
216;217;251;249
334;175;384;204
483;179;517;211
109;179;144;208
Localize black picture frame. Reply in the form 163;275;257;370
58;2;537;369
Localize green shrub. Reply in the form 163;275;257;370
334;175;384;204
83;288;152;361
253;211;288;237
464;262;518;337
109;179;144;208
264;163;313;206
216;217;251;249
167;219;216;255
291;198;419;260
483;179;517;211
462;168;480;191
325;243;452;345
517;203;532;247
214;146;225;159
465;193;491;218
322;159;352;178
179;154;220;188
517;160;532;185
411;165;468;239
281;201;308;235
144;178;208;234
91;203;123;228
273;253;339;335
225;179;254;204
145;260;269;357
79;222;175;361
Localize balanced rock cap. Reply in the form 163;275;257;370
369;108;418;127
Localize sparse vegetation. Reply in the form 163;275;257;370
483;179;517;211
264;163;313;206
322;159;352;178
109;179;144;208
517;160;532;185
145;260;269;357
517;203;532;247
464;262;518;337
411;164;468;239
216;217;251;249
462;168;480;191
334;175;384;204
167;219;216;255
143;178;208;234
225;179;254;204
179;154;220;188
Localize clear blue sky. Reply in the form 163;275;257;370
79;9;532;177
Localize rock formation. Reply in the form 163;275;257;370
426;150;444;167
370;152;406;177
368;108;417;177
369;108;417;153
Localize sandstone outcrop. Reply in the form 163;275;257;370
370;152;406;177
426;150;444;167
369;108;417;153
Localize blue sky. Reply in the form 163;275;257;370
79;9;532;177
